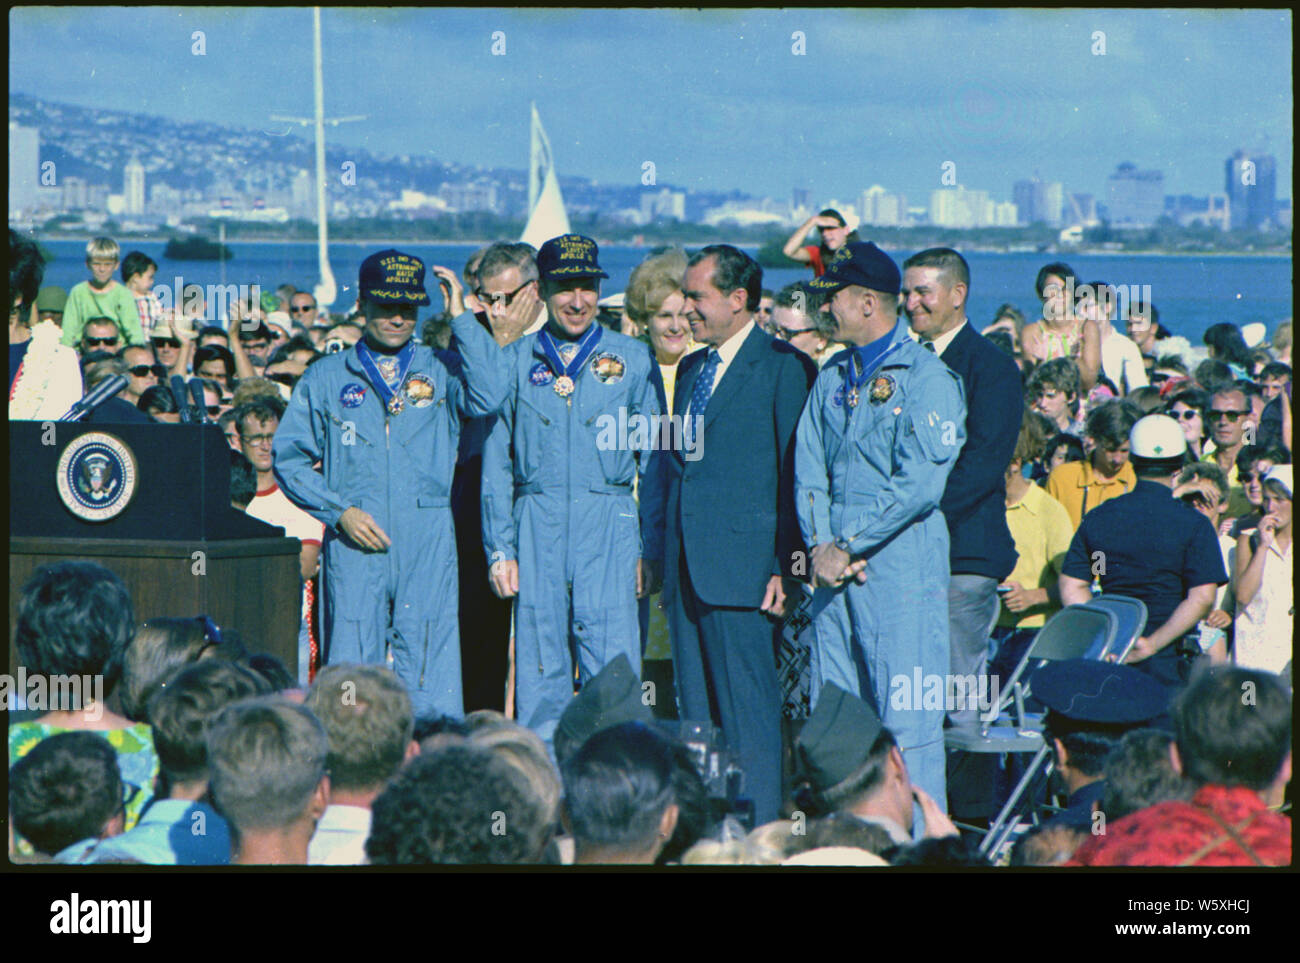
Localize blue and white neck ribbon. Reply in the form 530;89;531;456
538;323;602;397
843;339;905;408
356;339;416;413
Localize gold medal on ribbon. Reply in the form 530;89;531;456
387;391;405;415
846;387;859;408
554;375;575;397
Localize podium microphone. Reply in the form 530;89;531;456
171;374;209;424
58;374;129;422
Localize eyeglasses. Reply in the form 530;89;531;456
291;304;318;313
1169;408;1200;421
1207;409;1249;423
84;336;120;347
128;364;168;378
205;405;222;416
152;338;181;349
774;327;815;340
477;280;531;308
240;433;275;447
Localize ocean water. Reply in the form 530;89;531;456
37;239;1292;342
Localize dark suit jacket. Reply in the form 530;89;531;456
937;322;1023;581
659;324;817;609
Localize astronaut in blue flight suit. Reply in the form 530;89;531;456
793;242;967;809
273;249;507;717
481;234;665;746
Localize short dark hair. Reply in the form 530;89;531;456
1046;432;1086;465
1101;728;1192;821
147;659;270;785
1259;361;1291;383
1034;262;1077;299
903;247;970;290
1194;359;1234;394
367;744;544;864
1235;444;1290;476
561;721;678;852
120;251;157;284
1013;409;1056;466
197;324;228;342
1126;385;1165;415
1084;399;1140;449
658;737;710;865
1171;666;1291;791
688;245;763;312
246;653;295;692
412;713;471;746
1027;358;1081;401
194;344;236;382
15;562;134;694
1043;712;1125;778
986;330;1015;356
9;732;123;856
138;384;180;416
816;727;899;813
305;664;414;792
229;450;257;510
233;399;281;436
885;834;990;866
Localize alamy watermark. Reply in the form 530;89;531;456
594;408;704;462
889;670;1001;722
0;668;105;718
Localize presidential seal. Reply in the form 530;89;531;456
56;432;138;522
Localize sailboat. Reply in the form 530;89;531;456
520;103;571;248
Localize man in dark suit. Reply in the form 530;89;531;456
656;244;817;824
901;248;1023;819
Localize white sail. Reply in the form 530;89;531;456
521;102;570;248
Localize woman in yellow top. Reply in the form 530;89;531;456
1021;262;1101;393
625;249;696;672
1046;400;1140;529
991;412;1077;676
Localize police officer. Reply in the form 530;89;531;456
273;249;507;717
482;234;664;746
1032;659;1169;831
1059;414;1228;689
794;242;967;809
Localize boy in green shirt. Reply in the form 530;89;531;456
60;237;145;348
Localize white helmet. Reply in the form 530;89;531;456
1130;414;1188;460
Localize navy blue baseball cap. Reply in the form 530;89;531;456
1033;659;1170;726
537;234;609;282
808;241;901;296
358;249;431;306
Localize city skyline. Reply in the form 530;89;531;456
9;8;1292;207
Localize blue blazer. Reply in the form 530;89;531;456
935;322;1023;581
658;324;817;609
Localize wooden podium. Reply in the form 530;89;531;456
8;422;303;677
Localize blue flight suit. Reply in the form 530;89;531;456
272;311;507;717
794;319;967;807
481;326;665;745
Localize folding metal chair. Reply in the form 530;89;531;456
973;596;1148;858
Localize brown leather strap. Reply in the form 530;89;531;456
1178;806;1269;867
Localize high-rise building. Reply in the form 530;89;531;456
859;185;905;227
1106;163;1164;228
8;123;40;218
63;176;89;211
640;188;686;222
1225;150;1277;229
929;186;992;228
124;155;145;215
993;201;1019;227
1012;177;1063;227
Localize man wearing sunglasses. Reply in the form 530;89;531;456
1201;386;1256;504
274;249;507;718
118;345;165;407
78;318;123;358
289;293;319;327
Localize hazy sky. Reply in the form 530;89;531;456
10;7;1293;205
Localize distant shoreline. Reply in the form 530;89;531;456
32;234;1295;258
